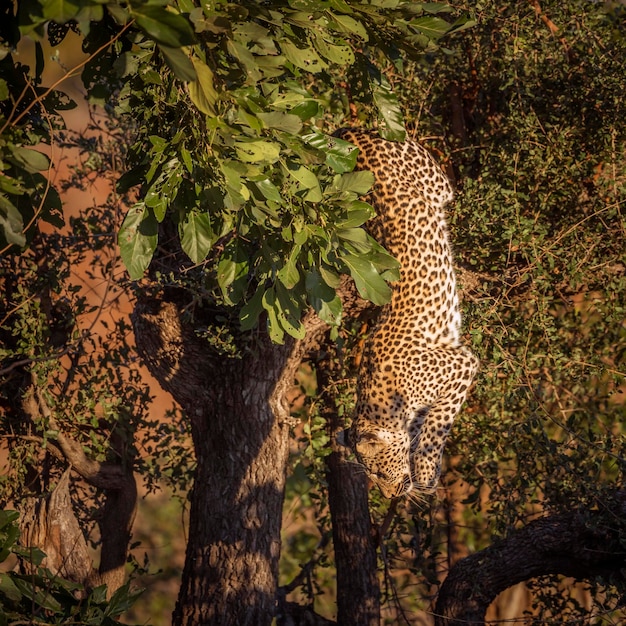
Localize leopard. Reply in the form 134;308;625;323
334;128;479;500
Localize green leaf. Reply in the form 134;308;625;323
447;15;477;35
341;253;392;305
12;576;63;613
320;264;341;288
131;4;196;48
159;45;197;81
217;241;249;305
11;545;46;566
253;178;282;203
257;111;303;134
0;511;18;532
118;203;158;280
302;132;357;173
188;58;217;114
290;99;319;120
371;72;405;141
312;35;354;65
41;0;81;23
327;12;368;40
0;173;24;195
275;284;306;339
411;16;453;40
277;244;301;289
240;285;265;331
337;200;375;228
0;573;22;603
179;210;213;264
261;288;285;343
235;140;281;163
280;39;328;73
306;268;343;326
104;581;143;618
283;161;322;202
288;0;328;9
335;171;375;194
0;194;25;247
337;227;369;246
11;147;49;173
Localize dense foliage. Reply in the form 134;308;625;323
0;510;139;625
283;0;626;621
0;0;625;623
2;0;472;342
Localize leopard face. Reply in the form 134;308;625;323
334;128;479;499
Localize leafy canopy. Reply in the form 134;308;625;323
1;0;473;341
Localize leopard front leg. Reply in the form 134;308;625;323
407;346;478;493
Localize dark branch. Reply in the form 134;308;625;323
434;490;626;625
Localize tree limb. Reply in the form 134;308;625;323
20;383;137;595
434;491;626;625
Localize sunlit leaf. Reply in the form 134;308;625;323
371;72;405;141
253;178;282;203
334;171;375;194
257;111;302;134
179;210;213;264
11;147;49;173
302;132;358;173
118;203;158;280
188;58;218;114
283;161;322;201
280;39;328;72
410;16;453;40
262;288;285;343
275;283;306;339
312;35;354;65
277;244;301;289
235;140;281;163
341;252;391;305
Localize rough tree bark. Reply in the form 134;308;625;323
132;296;329;626
434;490;626;625
131;275;379;625
318;345;381;626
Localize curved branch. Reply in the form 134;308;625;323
21;384;137;595
434;491;626;625
23;386;129;490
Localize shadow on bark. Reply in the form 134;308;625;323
132;274;381;625
132;295;331;625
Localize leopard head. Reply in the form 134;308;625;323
347;423;411;498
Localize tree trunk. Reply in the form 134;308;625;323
318;347;381;626
19;387;137;596
434;490;626;625
132;297;328;625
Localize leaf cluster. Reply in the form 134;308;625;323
0;510;141;625
2;0;472;343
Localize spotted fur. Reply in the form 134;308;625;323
335;128;479;499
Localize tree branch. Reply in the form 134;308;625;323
22;386;129;490
434;491;626;625
21;383;137;595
